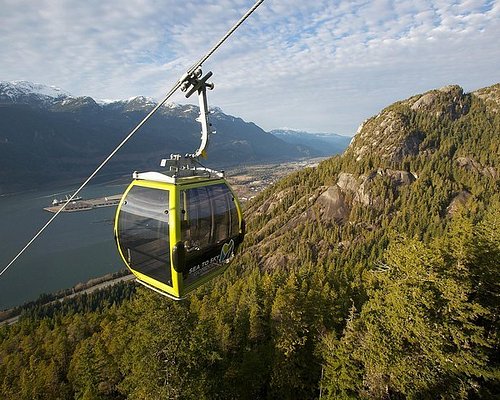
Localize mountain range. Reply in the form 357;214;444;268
0;82;499;399
269;129;351;156
0;81;349;194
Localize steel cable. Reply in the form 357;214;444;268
1;0;265;277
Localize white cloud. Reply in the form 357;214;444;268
0;0;498;135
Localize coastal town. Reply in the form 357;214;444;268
226;157;325;203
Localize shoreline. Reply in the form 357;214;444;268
0;270;134;326
44;194;122;213
0;156;331;319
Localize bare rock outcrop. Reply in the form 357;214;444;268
315;185;350;222
447;191;472;215
346;110;424;163
456;157;498;179
410;85;470;120
345;85;479;163
473;83;500;114
312;169;416;224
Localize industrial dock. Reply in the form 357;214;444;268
44;194;122;213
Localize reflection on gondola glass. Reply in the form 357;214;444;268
181;183;239;256
181;183;240;286
117;187;171;286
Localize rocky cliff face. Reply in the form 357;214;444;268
244;83;499;271
473;83;500;114
343;84;482;163
408;85;470;120
309;84;491;224
346;110;423;163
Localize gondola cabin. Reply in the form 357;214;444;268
114;168;245;300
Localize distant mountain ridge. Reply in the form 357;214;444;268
0;81;317;194
0;81;71;109
269;128;350;156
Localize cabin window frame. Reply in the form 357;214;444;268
117;185;172;287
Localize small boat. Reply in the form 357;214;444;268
51;195;83;206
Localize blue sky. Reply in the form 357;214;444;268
1;0;499;135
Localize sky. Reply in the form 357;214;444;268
0;0;499;136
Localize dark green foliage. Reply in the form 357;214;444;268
1;84;499;399
19;280;136;321
321;217;499;399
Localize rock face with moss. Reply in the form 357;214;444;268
0;83;499;399
246;83;499;266
344;84;497;164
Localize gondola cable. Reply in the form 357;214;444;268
0;0;265;279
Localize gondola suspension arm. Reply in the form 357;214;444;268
180;68;214;159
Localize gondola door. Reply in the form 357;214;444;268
178;181;242;292
115;180;180;298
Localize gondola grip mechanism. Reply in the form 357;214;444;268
178;69;215;159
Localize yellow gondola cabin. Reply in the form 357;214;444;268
114;168;245;300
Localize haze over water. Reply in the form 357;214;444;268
0;181;127;310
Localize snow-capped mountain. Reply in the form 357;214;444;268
102;96;158;113
0;80;71;105
0;81;158;113
0;81;315;193
0;81;229;116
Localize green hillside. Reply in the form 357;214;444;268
1;84;499;399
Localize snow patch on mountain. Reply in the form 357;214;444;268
96;98;119;105
0;80;71;101
0;80;233;119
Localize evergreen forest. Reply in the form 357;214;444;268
1;84;499;399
